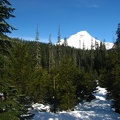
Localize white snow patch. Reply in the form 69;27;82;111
32;85;120;120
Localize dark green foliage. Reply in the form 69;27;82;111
56;59;77;110
100;51;120;113
10;42;34;94
111;63;120;113
75;71;96;102
0;85;26;120
0;0;16;36
30;67;50;102
0;40;31;119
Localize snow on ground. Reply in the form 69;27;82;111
32;86;120;120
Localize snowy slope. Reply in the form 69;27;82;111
32;86;120;120
59;31;113;50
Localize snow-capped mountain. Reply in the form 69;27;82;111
59;31;113;50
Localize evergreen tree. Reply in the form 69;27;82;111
35;26;41;69
99;49;116;91
111;63;120;113
30;67;50;102
0;40;20;120
0;85;22;120
0;0;16;36
72;47;77;67
10;43;33;94
48;34;53;73
75;70;96;102
0;40;31;120
56;26;61;65
115;23;120;46
57;59;77;110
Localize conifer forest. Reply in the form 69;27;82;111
0;0;120;119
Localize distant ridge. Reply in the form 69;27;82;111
59;31;113;50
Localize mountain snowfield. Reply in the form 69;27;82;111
59;31;114;50
32;85;120;120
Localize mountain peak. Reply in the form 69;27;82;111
76;30;91;36
60;31;113;50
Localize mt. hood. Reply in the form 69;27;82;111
59;31;113;50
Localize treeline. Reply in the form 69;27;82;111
0;36;103;119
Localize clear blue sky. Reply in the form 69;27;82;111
8;0;120;43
